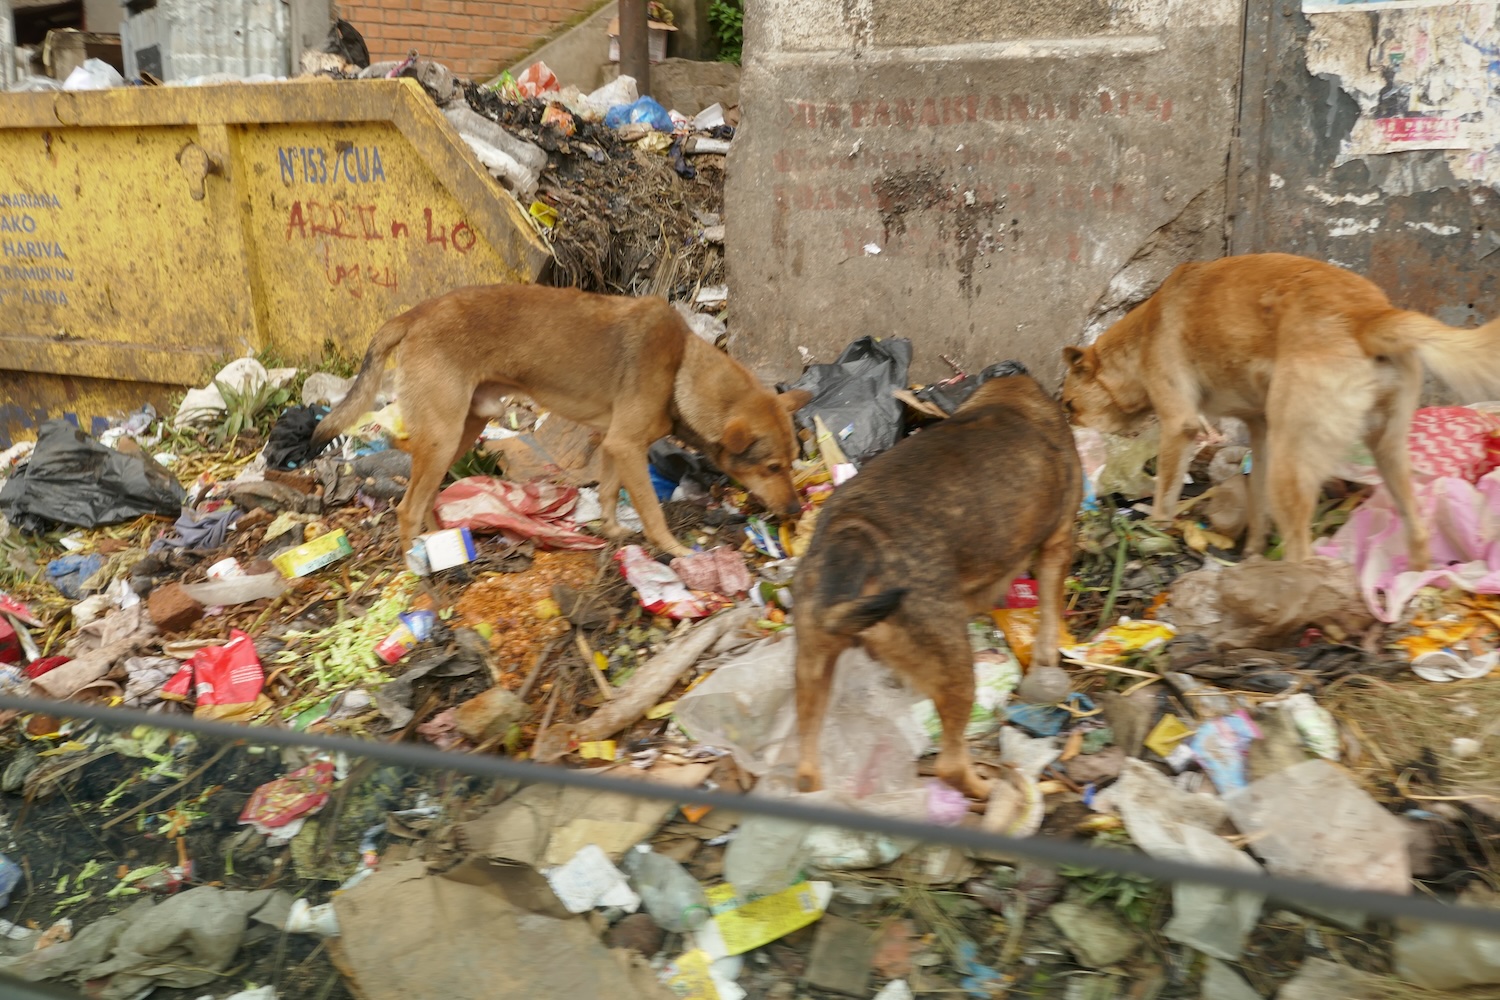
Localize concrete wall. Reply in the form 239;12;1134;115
82;0;120;35
506;0;615;91
725;0;1244;388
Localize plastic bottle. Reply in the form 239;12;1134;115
619;846;711;933
723;814;811;897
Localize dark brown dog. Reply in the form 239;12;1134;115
793;374;1081;800
312;284;811;558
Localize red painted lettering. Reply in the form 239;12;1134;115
356;205;384;240
450;221;477;254
285;201;307;240
423;208;447;248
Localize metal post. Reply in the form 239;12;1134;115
0;0;14;91
618;0;650;97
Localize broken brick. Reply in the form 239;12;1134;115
147;582;205;634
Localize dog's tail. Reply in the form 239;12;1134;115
1367;309;1500;403
804;528;908;636
820;588;909;636
311;313;414;447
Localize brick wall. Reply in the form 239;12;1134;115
335;0;601;82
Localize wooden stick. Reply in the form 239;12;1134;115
518;637;562;702
576;630;614;701
101;742;235;832
531;607;750;763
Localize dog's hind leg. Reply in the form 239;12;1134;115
873;614;991;800
447;414;488;475
1030;518;1077;671
1366;354;1429;571
795;628;849;794
1242;416;1270;557
1265;366;1370;562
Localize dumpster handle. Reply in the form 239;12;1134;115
175;142;222;202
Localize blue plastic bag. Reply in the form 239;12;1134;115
47;553;105;599
604;96;674;132
0;853;20;908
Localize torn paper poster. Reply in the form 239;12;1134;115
1304;0;1491;12
1306;4;1500;179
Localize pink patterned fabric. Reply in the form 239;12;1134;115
1317;469;1500;622
434;477;605;550
1336;407;1500;486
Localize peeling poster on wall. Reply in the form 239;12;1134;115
1306;2;1500;182
1304;0;1491;13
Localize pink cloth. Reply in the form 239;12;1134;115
616;545;717;619
670;546;753;597
1316;469;1500;622
1334;406;1500;486
434;477;606;551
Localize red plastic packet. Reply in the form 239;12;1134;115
160;665;194;702
0;619;17;665
23;655;70;679
182;630;271;720
515;60;559;98
1005;577;1040;609
0;594;43;627
239;759;336;832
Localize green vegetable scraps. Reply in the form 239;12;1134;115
270;575;419;720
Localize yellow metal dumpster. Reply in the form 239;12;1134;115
0;78;551;446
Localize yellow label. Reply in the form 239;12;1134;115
706;881;825;956
271;528;353;578
662;948;719;999
576;741;616;761
1143;713;1196;757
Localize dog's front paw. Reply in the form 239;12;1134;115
598;520;638;542
937;762;993;802
796;766;823;794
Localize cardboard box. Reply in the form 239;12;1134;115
405;526;477;576
272;529;353;578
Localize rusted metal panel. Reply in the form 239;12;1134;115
1232;0;1500;328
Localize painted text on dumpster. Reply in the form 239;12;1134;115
0;191;71;307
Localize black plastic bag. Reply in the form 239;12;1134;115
781;337;913;466
0;420;186;534
913;360;1031;416
648;438;727;502
264;404;331;471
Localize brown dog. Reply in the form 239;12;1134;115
1061;252;1500;569
793;374;1081;800
311;284;811;558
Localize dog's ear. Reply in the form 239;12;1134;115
777;389;813;414
1062;346;1093;374
722;417;755;456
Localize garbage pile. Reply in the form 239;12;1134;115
5;333;1500;997
16;18;734;320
